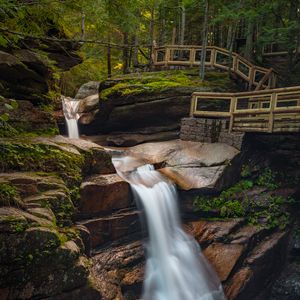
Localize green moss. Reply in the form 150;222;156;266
100;69;232;100
0;141;84;186
1;216;28;233
0;182;22;207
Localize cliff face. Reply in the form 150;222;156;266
0;40;81;103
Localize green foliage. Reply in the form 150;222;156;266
0;182;21;207
193;170;293;230
241;164;251;178
256;168;278;190
194;179;253;218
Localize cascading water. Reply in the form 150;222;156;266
112;156;226;300
62;96;80;139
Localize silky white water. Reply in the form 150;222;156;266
62;96;80;139
112;156;226;300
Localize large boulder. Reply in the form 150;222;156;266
113;139;241;191
72;70;239;136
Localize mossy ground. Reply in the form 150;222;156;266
101;69;235;100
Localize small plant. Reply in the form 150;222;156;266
241;164;251;178
0;182;20;206
256;168;278;190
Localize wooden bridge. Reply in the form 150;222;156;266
153;45;277;91
190;86;300;133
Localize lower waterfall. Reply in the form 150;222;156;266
112;156;226;300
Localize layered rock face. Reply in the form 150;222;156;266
0;42;81;102
1;136;298;300
0;136;114;299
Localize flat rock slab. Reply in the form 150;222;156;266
111;139;240;190
79;174;132;217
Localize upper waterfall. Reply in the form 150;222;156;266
62;96;80;139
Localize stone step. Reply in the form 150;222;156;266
78;174;133;219
77;209;140;249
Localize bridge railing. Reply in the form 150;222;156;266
190;86;300;133
153;45;277;91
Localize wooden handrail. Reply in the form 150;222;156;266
189;86;300;133
153;45;277;91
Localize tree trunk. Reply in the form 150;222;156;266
245;20;254;60
107;34;111;78
199;0;209;80
288;0;299;68
172;27;177;45
132;34;139;67
148;5;155;66
80;11;85;40
180;3;186;45
122;32;129;74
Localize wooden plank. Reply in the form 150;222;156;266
233;122;268;128
273;127;300;133
232;127;269;132
193;111;231;118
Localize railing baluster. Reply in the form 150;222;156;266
269;92;276;133
229;96;236;133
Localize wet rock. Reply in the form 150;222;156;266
106;130;179;147
117;140;241;191
79;174;132;217
269;261;300;300
203;243;244;281
78;210;140;248
41;284;102;300
91;240;144;299
75;81;100;100
186;219;244;245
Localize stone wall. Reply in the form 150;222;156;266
180;117;245;149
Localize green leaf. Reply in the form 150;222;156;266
10;100;18;109
0;113;9;122
4;103;13;110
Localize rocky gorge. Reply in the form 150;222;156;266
1;39;300;300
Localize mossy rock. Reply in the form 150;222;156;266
100;69;237;100
0;140;84;186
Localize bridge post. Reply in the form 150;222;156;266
190;95;197;117
229;96;237;133
268;92;276;133
165;47;170;67
190;48;196;67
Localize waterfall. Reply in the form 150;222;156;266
112;156;226;300
62;96;80;139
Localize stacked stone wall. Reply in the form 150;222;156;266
180;117;245;149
